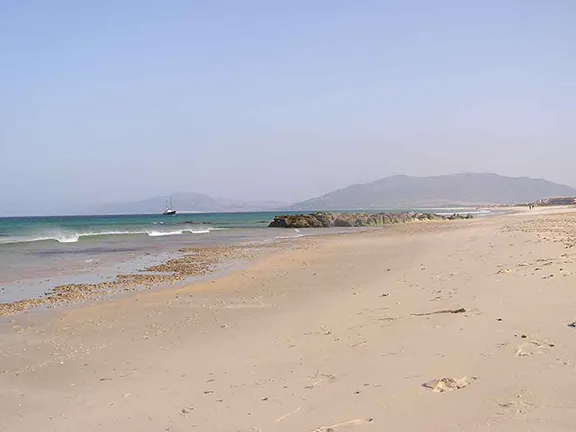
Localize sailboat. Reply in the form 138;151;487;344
162;196;177;215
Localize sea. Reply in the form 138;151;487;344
0;209;494;304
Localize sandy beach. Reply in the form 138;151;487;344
2;208;576;431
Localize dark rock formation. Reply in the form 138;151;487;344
268;212;472;228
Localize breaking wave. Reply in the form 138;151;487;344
0;228;217;245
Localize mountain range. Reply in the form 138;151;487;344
97;173;576;214
290;173;576;210
97;193;287;214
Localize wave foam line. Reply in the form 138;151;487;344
147;229;211;237
0;228;214;245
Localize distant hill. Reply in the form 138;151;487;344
97;193;287;214
290;173;576;210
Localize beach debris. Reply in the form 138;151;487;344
497;268;512;274
515;340;553;358
423;377;477;393
412;308;466;316
568;321;576;328
276;407;302;423
312;418;373;432
380;293;389;297
305;374;336;389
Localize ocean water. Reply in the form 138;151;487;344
0;209;495;246
0;212;335;303
0;209;495;303
0;212;283;245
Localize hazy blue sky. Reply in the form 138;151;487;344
1;1;575;214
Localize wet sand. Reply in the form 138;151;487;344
2;207;576;431
0;243;277;316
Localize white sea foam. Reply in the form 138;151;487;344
0;227;214;245
186;229;211;234
146;229;210;236
58;234;81;243
146;230;183;237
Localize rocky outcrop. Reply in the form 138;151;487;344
268;212;472;228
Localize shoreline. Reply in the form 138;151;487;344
0;238;296;317
0;225;367;317
0;207;560;316
0;213;480;317
3;207;576;431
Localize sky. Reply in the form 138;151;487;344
1;1;575;215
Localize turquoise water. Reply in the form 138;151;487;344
0;212;287;245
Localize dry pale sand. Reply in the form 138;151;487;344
2;208;576;431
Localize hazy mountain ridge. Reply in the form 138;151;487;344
290;173;576;210
94;173;576;214
98;193;288;214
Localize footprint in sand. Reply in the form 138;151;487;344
498;399;534;415
423;376;477;393
515;340;553;358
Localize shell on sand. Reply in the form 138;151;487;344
423;377;477;393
